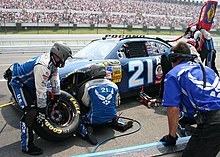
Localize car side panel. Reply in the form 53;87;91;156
117;56;161;93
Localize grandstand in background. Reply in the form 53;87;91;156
0;0;219;32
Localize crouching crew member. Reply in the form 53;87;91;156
78;63;133;145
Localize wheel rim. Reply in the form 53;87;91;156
47;101;74;127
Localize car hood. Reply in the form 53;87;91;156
59;59;106;82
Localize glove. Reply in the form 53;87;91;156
160;134;178;146
36;107;46;127
184;27;191;36
53;94;60;102
51;94;60;105
196;24;202;30
38;107;46;114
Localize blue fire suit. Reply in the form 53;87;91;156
79;78;120;136
163;61;220;157
9;53;60;151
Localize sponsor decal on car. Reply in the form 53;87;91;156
155;64;163;84
104;34;146;38
106;65;122;83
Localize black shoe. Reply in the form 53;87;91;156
22;144;43;155
81;126;98;145
84;133;98;145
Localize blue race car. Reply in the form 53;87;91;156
59;35;171;99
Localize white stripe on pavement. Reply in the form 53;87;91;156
0;56;36;59
0;64;12;67
0;79;7;82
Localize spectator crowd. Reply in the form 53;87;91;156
0;0;219;29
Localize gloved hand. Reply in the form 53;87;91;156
36;107;46;127
51;94;60;105
184;27;191;36
160;134;178;146
196;24;202;30
53;94;60;102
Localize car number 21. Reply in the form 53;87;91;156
128;59;154;88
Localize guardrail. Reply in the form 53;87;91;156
0;45;84;54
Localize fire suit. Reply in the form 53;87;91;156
9;53;60;152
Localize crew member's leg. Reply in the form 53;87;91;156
204;39;219;76
182;124;220;157
210;50;219;76
79;115;98;145
11;85;42;155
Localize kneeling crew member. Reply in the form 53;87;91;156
78;63;133;145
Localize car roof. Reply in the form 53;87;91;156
92;34;172;46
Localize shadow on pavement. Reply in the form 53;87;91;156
1;105;21;129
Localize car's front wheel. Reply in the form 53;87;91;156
33;90;81;142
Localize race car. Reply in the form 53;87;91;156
59;35;172;99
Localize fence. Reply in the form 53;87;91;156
1;22;220;35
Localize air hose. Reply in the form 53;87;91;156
92;116;142;153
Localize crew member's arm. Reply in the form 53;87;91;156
200;29;211;40
200;29;215;51
81;82;90;107
194;30;203;51
162;73;181;141
50;67;61;96
108;80;120;107
34;64;50;108
167;106;180;137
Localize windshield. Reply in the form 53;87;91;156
73;40;117;60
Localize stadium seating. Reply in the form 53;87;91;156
0;0;219;29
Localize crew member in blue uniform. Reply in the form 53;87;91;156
160;42;220;157
4;42;72;155
78;63;133;145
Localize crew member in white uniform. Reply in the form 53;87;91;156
4;42;72;155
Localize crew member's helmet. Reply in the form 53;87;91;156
50;42;72;68
190;26;197;32
87;63;106;79
186;38;196;47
